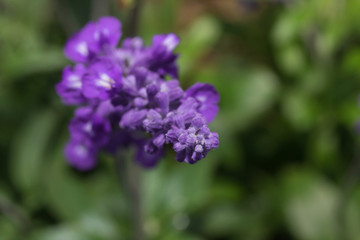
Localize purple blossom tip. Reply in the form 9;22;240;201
56;64;87;105
186;83;220;123
65;139;98;171
64;16;121;63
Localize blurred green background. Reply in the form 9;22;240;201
1;0;360;239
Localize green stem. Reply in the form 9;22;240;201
126;0;145;37
116;151;145;240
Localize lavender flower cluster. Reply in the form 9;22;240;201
56;16;219;170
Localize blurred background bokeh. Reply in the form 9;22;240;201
1;0;360;239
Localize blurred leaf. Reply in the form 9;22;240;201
0;217;18;240
220;68;279;130
210;180;243;203
307;125;339;170
144;159;214;215
300;68;328;95
346;186;360;240
282;170;339;240
10;109;58;193
42;142;90;220
143;159;216;239
282;90;319;131
338;98;360;128
0;192;29;233
31;225;88;240
342;48;360;76
197;64;279;131
277;45;307;76
140;0;180;42
160;231;204;240
202;204;242;237
272;12;302;47
3;49;66;80
2;0;52;28
42;140;125;221
76;213;118;239
178;16;221;76
0;13;66;81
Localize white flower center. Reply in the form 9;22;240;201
76;42;89;56
67;74;82;89
75;145;87;157
163;35;177;51
96;73;115;89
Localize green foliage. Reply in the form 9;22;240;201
282;170;339;240
1;0;360;239
10;110;58;194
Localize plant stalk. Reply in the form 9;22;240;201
127;0;144;37
116;151;145;240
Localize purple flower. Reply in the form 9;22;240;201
135;139;163;168
56;16;220;170
114;37;146;75
95;17;122;49
82;60;122;100
143;109;163;133
147;34;180;78
56;64;87;105
64;17;121;63
65;138;98;170
119;109;147;130
159;80;184;110
64;23;97;63
167;115;219;164
69;107;111;146
186;83;220;123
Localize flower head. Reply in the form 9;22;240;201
57;16;220;170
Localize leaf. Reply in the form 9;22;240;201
144;159;214;215
10;109;58;193
202;204;242;237
42;144;93;220
196;63;279;132
177;16;221;76
31;227;88;240
282;170;339;240
2;0;51;28
3;48;67;80
0;217;18;240
230;69;279;129
30;212;120;240
142;158;216;239
42;139;124;221
277;45;307;76
307;125;339;170
140;0;180;42
282;90;319;131
346;187;360;240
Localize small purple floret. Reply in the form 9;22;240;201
82;60;122;101
56;64;87;105
186;83;220;123
64;17;121;63
65;139;98;171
